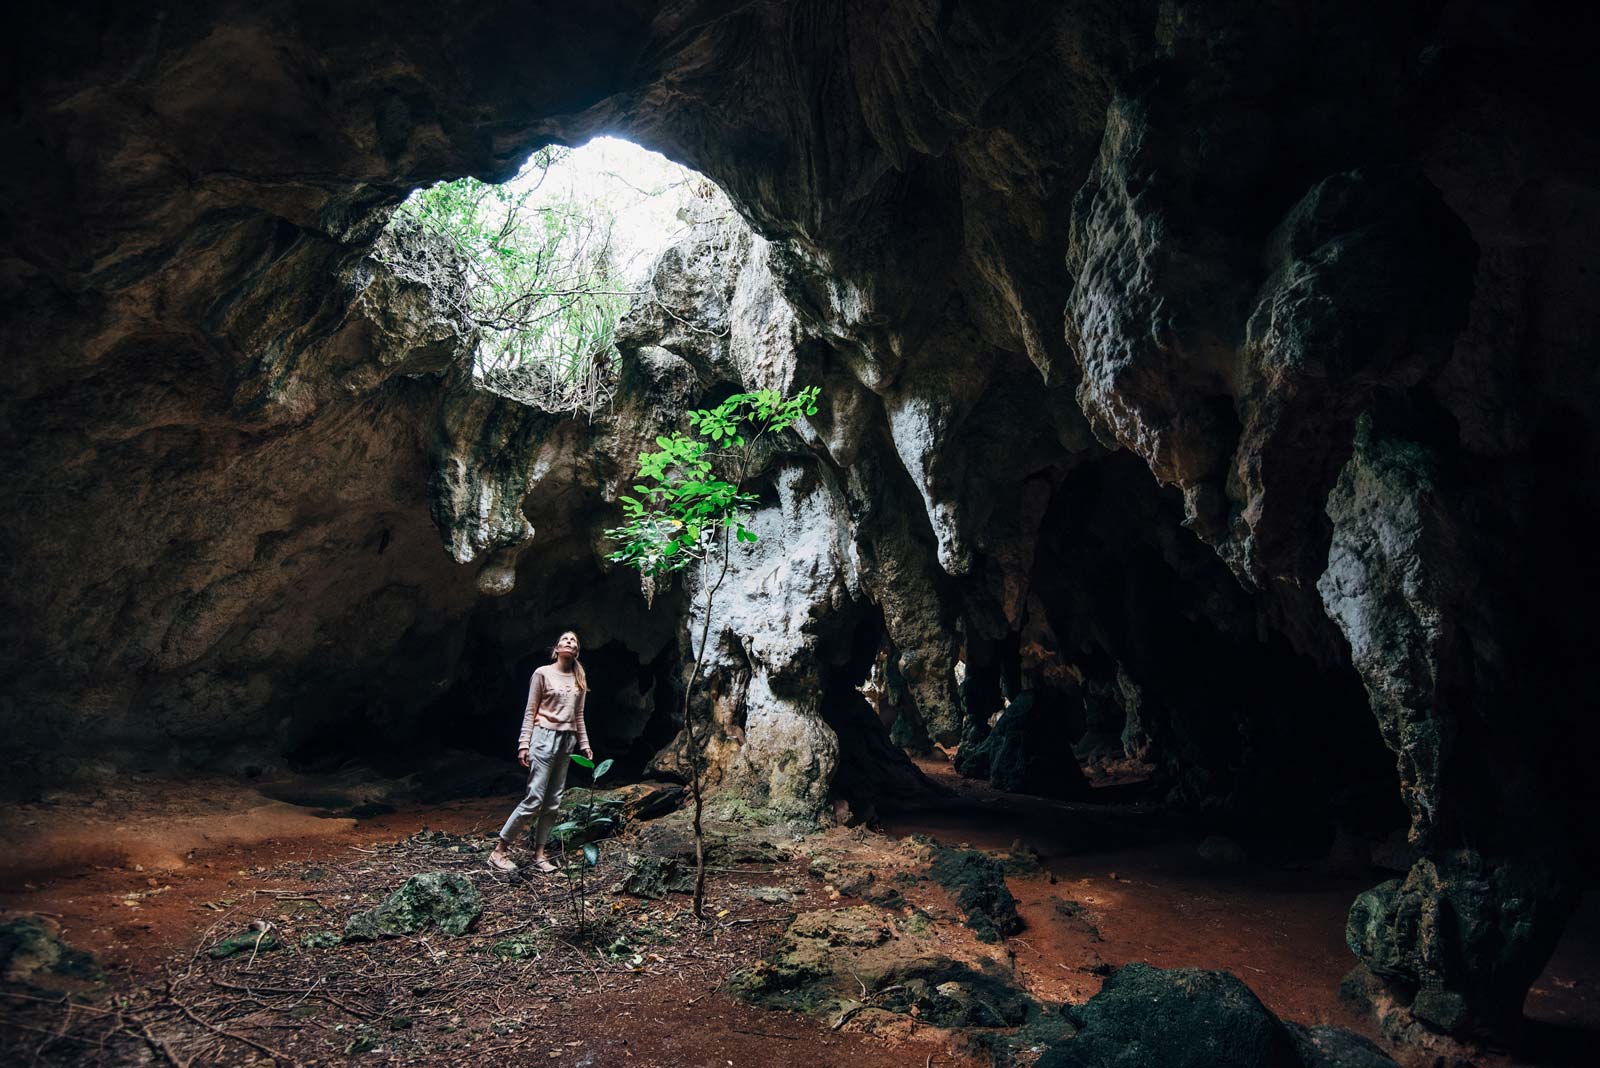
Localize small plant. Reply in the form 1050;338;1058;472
569;753;615;779
548;758;615;933
605;386;821;918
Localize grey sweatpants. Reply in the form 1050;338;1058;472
499;726;577;848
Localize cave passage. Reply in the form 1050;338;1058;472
5;4;1600;1067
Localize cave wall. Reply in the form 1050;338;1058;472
6;0;1600;1042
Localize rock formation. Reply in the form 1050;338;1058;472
5;0;1598;1045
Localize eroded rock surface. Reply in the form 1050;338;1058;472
1052;963;1394;1068
7;0;1600;1045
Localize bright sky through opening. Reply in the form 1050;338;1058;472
507;136;706;284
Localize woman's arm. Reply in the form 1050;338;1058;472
575;686;591;757
517;669;544;754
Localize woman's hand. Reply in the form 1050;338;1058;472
519;747;531;768
582;747;594;762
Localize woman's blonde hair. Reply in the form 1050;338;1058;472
549;630;587;692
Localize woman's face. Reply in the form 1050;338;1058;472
554;632;580;660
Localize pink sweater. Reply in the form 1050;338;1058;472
517;664;589;752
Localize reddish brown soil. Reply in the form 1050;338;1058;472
0;786;980;1068
886;757;1600;1068
4;765;1596;1068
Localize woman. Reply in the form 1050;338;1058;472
488;631;593;873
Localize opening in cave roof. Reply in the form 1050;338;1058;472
383;137;730;412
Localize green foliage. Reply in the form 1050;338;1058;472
548;796;627;848
604;386;821;575
568;754;615;781
604;384;821;920
382;147;634;411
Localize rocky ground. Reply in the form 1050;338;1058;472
4;772;1595;1067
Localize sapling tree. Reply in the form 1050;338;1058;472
549;756;615;933
605;385;821;918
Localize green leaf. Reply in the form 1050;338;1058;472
569;754;595;769
594;758;614;781
582;843;600;866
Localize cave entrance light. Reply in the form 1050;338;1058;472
384;136;729;412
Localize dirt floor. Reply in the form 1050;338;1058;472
2;762;1596;1067
0;779;986;1068
885;759;1600;1068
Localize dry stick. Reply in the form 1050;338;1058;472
165;991;291;1066
131;1015;186;1068
2;991;122;1015
244;924;272;970
32;996;74;1066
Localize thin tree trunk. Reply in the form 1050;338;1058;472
683;437;752;920
685;529;735;920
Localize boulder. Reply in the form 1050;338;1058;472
344;872;483;941
1051;963;1302;1068
0;916;101;989
1048;963;1397;1068
928;848;1023;943
984;690;1090;800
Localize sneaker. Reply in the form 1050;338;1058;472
487;852;518;873
533;857;558;874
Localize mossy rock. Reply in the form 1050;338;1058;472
875;959;1033;1028
0;916;102;988
491;935;542;960
299;931;343;950
729;904;1054;1060
746;885;801;904
614;853;694;899
1002;843;1044;876
343;871;483;941
929;848;1023;943
1044;963;1303;1068
726;906;892;1011
207;929;281;959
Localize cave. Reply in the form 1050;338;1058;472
3;3;1598;1066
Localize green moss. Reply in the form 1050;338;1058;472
929;848;1023;943
0;917;102;986
874;959;1033;1027
344;872;483;941
207;929;280;959
491;936;541;960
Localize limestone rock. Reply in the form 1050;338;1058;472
1345;851;1572;1036
981;690;1090;801
7;4;1600;1047
344;872;483;941
928;848;1023;944
1052;963;1302;1068
0;917;101;989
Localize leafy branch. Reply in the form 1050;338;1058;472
377;147;634;415
604;385;821;918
